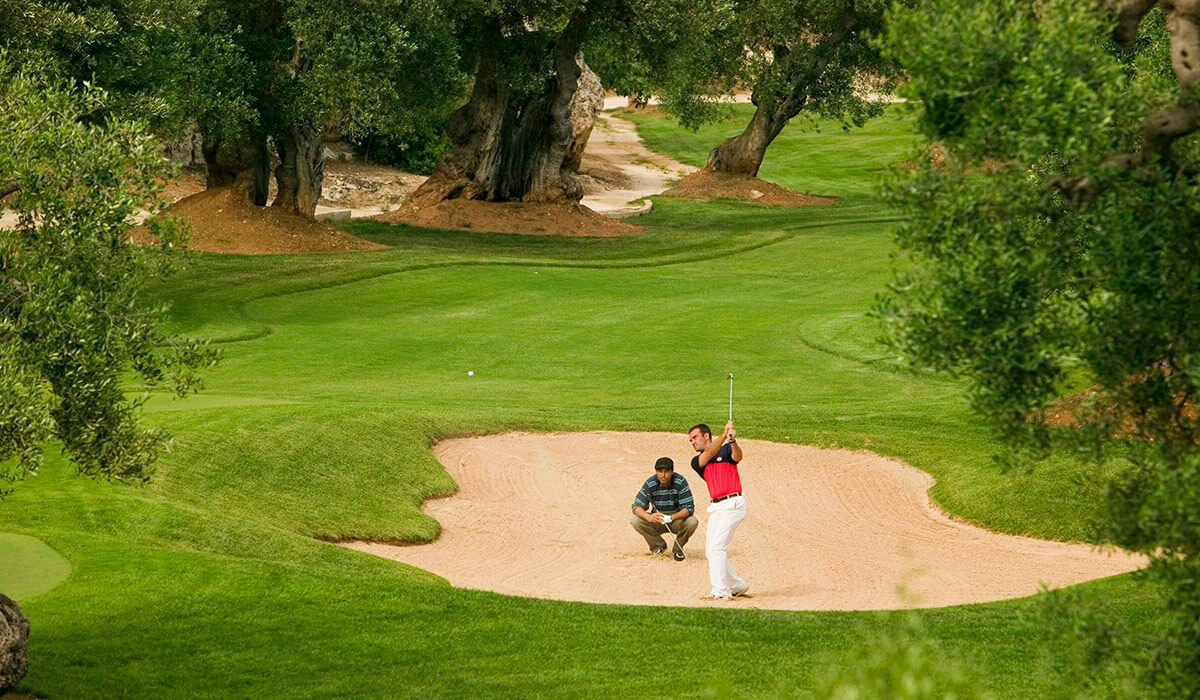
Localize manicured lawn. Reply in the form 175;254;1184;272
620;103;921;202
0;107;1161;697
0;533;70;600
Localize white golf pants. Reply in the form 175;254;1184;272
705;495;748;597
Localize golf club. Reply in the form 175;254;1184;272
650;503;682;558
728;372;734;422
663;518;683;558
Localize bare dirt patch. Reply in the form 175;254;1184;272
664;169;836;206
376;199;641;237
138;187;387;255
1040;385;1196;439
157;166;207;204
343;431;1145;611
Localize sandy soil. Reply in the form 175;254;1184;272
664;170;836;206
141;186;387;254
342;432;1145;611
319;159;426;214
578;112;696;215
377;198;643;237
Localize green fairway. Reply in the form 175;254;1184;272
620;103;921;202
0;107;1162;697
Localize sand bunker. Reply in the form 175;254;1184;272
343;432;1145;610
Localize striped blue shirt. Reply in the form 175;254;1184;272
632;473;695;515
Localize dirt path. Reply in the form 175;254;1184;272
343;432;1144;611
322;109;695;218
0;108;690;234
578;112;696;215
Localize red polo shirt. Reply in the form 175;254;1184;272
691;443;742;500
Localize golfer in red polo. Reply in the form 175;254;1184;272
689;420;748;599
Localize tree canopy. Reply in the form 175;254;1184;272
619;0;903;178
881;0;1200;693
191;0;467;217
0;0;204;131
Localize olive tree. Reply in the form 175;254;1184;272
193;0;465;218
881;0;1200;693
609;0;903;180
405;0;723;208
0;58;213;490
706;0;901;178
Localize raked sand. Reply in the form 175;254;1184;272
342;432;1145;611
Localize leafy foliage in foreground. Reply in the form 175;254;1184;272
0;59;213;490
881;0;1200;693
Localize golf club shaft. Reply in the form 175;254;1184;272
728;373;733;422
664;520;681;555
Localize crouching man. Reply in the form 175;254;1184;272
631;457;699;561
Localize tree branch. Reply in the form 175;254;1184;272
776;10;858;123
1114;0;1158;46
1052;1;1200;203
0;273;28;344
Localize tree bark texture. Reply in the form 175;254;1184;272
201;131;270;206
563;60;605;172
272;125;324;218
1115;0;1200;166
706;96;798;176
405;16;588;208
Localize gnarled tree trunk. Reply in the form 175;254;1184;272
705;43;812;178
201;131;270;205
273;125;324;219
563;59;605;172
404;15;588;209
1053;0;1200;203
706;96;797;177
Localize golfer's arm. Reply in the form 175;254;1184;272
696;440;723;467
667;508;691;521
632;506;656;522
729;440;743;462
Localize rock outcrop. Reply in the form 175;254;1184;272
564;57;604;172
0;594;29;694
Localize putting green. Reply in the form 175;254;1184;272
0;532;72;601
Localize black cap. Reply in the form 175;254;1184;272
654;457;674;471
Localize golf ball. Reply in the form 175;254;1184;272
468;370;474;376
